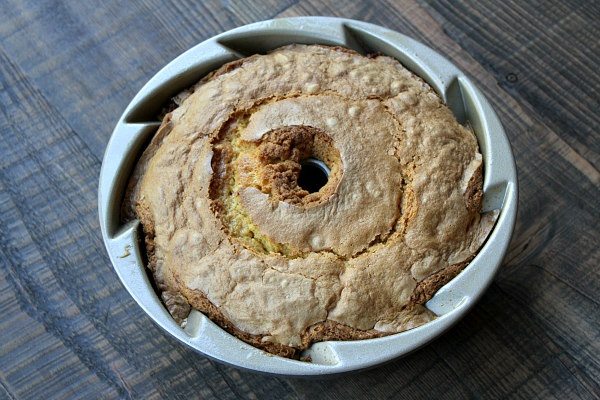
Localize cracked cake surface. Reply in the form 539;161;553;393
124;44;497;358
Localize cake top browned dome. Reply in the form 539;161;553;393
125;45;495;352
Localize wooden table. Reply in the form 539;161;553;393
1;1;598;399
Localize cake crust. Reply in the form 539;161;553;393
123;45;495;358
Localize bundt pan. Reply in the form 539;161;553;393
98;17;517;376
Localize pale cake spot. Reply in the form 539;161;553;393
274;53;290;64
348;106;360;117
309;234;325;250
305;82;320;93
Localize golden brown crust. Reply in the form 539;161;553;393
183;288;299;358
464;162;484;213
123;44;496;358
121;115;174;222
161;290;191;324
136;225;463;358
181;287;388;358
253;125;340;206
409;260;470;305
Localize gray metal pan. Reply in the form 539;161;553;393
98;17;517;376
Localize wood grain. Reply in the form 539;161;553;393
0;0;598;399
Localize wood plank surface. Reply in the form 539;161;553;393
0;0;598;399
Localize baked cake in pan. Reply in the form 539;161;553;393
123;45;496;358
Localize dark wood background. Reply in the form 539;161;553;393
1;1;598;399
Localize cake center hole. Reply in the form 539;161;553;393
298;158;330;193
